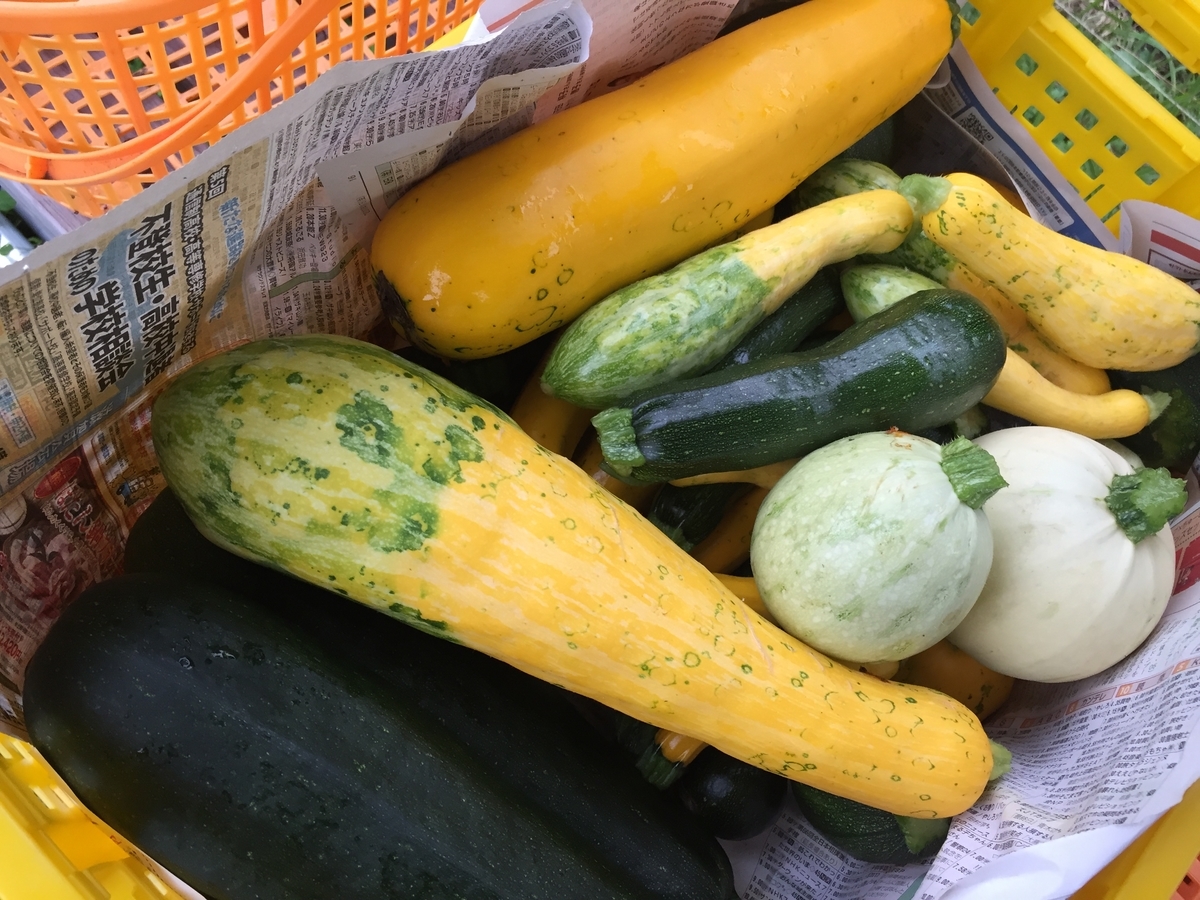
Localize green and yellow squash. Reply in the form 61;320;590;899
152;334;993;818
902;172;1200;372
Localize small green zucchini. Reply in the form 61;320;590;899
787;158;902;211
593;289;1006;483
676;749;787;842
710;266;844;371
792;783;950;865
840;264;942;322
647;482;746;551
541;191;913;408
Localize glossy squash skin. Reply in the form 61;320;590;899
370;0;953;358
151;334;992;818
908;173;1200;371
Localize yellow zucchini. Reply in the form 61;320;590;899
946;266;1111;396
508;345;594;457
371;0;953;358
896;641;1014;721
671;460;798;490
713;573;772;620
152;335;992;816
984;349;1170;439
904;173;1200;372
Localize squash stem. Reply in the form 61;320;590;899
1144;389;1173;424
939;437;1007;509
898;174;952;222
592;408;646;477
1105;467;1187;543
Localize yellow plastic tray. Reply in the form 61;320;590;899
0;733;190;900
958;0;1200;232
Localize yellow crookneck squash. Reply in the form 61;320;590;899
371;0;954;358
152;334;993;818
904;172;1200;372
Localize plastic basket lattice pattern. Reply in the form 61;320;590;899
958;0;1200;232
0;0;479;217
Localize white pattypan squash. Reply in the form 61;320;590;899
751;430;1005;664
950;426;1184;684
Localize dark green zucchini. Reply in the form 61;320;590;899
35;496;735;900
646;483;745;551
710;267;844;371
593;289;1006;483
675;749;787;841
1109;360;1200;470
791;783;949;865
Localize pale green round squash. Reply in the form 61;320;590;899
750;431;1001;663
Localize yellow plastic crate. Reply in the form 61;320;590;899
1122;0;1200;75
0;733;191;900
958;0;1200;231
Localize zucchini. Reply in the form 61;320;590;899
1109;360;1200;469
646;482;745;551
123;488;734;900
26;567;735;900
593;289;1007;483
676;749;787;841
840;263;941;322
789;158;901;211
792;783;950;865
710;266;844;371
150;333;996;818
542;191;913;408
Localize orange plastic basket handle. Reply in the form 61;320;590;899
0;0;356;187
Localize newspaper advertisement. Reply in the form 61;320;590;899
1119;199;1200;289
2;1;1200;897
0;0;740;730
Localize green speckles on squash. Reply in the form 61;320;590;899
286;372;303;384
683;652;702;667
542;246;772;407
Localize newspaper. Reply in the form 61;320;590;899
1119;200;1200;289
0;0;739;730
1;2;1199;898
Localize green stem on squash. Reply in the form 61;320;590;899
988;740;1011;781
896;815;951;854
1105;467;1187;544
592;407;645;477
898;174;952;222
940;437;1007;509
1144;389;1173;424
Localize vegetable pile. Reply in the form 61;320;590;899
21;0;1200;894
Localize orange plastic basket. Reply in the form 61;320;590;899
0;0;481;217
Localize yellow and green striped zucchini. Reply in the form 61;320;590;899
542;191;913;408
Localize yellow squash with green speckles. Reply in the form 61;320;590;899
906;173;1200;371
151;334;994;818
370;0;953;358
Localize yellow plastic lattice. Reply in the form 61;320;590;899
0;732;191;899
0;0;481;217
959;0;1200;232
